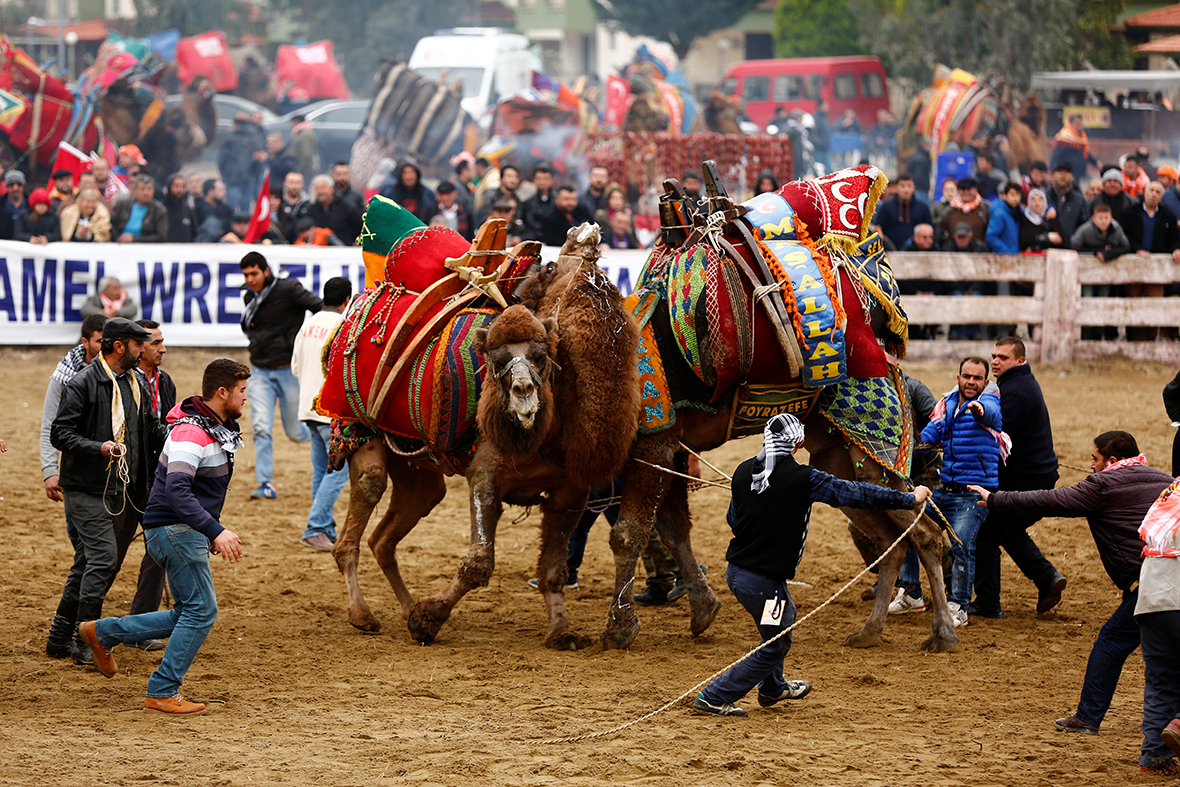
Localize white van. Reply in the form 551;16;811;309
408;29;541;126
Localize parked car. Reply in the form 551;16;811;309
162;93;279;164
273;99;370;169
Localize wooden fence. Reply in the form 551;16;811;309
889;249;1180;364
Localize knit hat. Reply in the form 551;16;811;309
1102;168;1122;184
1158;165;1178;179
27;188;50;207
4;170;26;186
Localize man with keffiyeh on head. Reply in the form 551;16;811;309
969;431;1173;740
49;318;167;669
693;414;930;717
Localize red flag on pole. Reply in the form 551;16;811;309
51;141;90;185
242;173;271;244
603;75;631;130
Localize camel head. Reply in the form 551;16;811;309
476;305;558;455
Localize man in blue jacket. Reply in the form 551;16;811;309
906;357;1003;628
986;182;1023;254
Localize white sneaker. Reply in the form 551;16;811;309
887;587;926;614
952;607;969;628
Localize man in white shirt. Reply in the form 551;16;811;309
291;276;352;551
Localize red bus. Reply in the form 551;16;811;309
718;56;890;130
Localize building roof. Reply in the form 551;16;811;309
1125;3;1180;28
1136;33;1180;52
19;18;113;41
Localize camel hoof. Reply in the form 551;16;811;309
348;609;382;634
844;628;883;649
601;611;641;650
544;629;593;651
407;598;451;644
689;590;722;637
920;630;960;653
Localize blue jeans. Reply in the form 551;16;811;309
897;547;922;596
1075;589;1141;727
931;485;989;608
1139;609;1180;768
248;365;309;484
701;564;798;705
303;421;346;540
93;525;218;698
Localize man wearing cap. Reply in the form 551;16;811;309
938;177;990;244
49;168;75;213
49;317;167;666
1047;162;1086;247
940;222;989;253
1083;169;1137;223
692;413;930;716
424;180;474;240
3;169;29;236
1157;166;1180;218
114;144;146;184
111;175;168;243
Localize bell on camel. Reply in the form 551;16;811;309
361;195;427;288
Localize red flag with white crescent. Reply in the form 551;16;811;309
242;173;271;244
604;75;630;130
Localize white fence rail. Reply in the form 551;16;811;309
890;249;1180;364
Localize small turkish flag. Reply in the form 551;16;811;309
242;173;271;244
604;75;631;130
51;141;90;185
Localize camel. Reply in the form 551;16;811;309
333;225;644;649
703;91;743;136
591;173;959;654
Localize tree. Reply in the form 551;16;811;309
129;0;260;40
847;0;1133;92
775;0;866;59
591;0;763;61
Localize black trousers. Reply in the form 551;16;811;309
973;472;1060;610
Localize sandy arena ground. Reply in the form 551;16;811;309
1;346;1178;786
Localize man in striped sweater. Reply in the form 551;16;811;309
78;358;249;716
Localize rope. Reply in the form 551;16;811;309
751;281;784;303
1059;462;1092;474
530;501;931;745
631;457;730;491
102;444;144;517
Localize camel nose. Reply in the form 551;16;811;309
511;379;534;399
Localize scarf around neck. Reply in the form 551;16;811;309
51;344;88;386
751;413;806;494
951;193;981;213
1140;478;1180;558
1099;453;1148;473
100;290;127;316
929;382;1011;463
171;396;244;455
97;352;141;445
240;274;276;332
1055;124;1089;156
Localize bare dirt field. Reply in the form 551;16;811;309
2;346;1178;786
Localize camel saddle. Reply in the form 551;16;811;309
317;217;539;467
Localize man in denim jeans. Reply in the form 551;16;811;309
239;251;321;499
291;276;352;551
906;357;1003;628
79;358;249;716
693;413;930;717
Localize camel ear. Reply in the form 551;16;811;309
542;317;557;338
474;327;489;354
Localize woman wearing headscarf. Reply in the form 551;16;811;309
693;413;930;717
1019;188;1064;251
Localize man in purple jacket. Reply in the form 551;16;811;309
79;358;250;716
969;431;1173;736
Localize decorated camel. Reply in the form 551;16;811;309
317;198;644;649
900;64;1047;174
578;162;959;653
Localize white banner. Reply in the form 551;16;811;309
0;242;652;346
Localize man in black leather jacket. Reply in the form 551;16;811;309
48;318;167;666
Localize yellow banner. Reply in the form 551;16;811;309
1064;106;1111;129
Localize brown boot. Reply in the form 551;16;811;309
144;694;207;716
1163;718;1180;758
77;621;117;678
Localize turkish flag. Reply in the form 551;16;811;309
242;173;271;244
274;41;349;100
176;31;238;93
52;141;91;185
604;75;630;130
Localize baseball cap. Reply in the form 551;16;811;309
952;222;973;237
1158;165;1178;179
52;169;73;180
1102;168;1122;184
102;317;151;342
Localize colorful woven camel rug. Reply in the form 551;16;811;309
817;365;914;480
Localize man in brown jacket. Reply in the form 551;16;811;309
969;431;1172;736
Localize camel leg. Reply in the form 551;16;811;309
407;447;504;644
842;508;907;648
910;513;960;652
369;461;446;619
602;442;673;650
331;441;387;633
652;473;721;638
536;483;594;650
